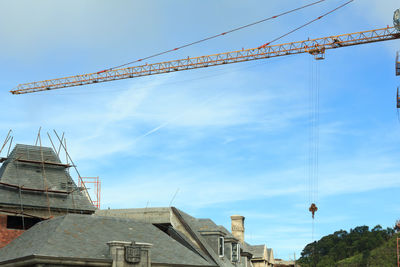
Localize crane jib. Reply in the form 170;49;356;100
10;27;400;95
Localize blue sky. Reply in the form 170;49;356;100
1;0;400;260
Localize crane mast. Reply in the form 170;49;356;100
11;26;400;95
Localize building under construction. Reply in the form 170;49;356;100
0;144;95;248
2;4;399;267
0;144;280;267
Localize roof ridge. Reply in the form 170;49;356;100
172;208;231;267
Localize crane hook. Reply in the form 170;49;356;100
309;203;318;219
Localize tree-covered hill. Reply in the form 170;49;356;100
297;225;399;267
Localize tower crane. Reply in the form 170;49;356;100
8;8;400;221
10;18;400;95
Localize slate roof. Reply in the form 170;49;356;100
175;210;227;266
0;214;214;266
178;211;233;240
247;245;274;264
247;245;265;259
97;207;265;266
96;207;218;265
176;209;255;267
0;144;95;213
192;216;253;257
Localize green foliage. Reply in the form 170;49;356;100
336;253;362;267
368;233;399;267
297;225;398;267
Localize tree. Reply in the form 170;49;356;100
298;224;396;266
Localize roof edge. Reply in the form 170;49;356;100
0;254;112;267
0;202;95;213
152;263;218;267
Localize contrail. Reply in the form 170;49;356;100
132;89;228;143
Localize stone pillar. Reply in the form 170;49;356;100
107;241;152;267
108;241;131;267
135;242;152;267
231;215;245;244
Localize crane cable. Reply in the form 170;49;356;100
397;87;400;123
307;52;321;267
98;0;354;74
308;53;321;236
258;0;354;48
97;0;327;73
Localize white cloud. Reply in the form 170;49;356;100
2;1;400;260
358;0;399;25
101;171;303;209
97;143;400;210
18;64;309;162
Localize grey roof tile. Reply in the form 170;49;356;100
175;209;237;267
0;214;214;266
247;245;265;258
96;207;216;264
0;144;95;213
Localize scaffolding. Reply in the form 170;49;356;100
78;177;101;209
0;130;98;216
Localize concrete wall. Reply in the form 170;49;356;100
96;208;202;252
252;259;275;267
252;260;267;267
96;208;171;224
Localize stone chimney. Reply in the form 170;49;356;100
230;215;245;243
107;241;152;267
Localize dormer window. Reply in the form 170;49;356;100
218;236;224;257
231;242;240;262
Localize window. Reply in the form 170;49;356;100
231;242;240;262
6;216;42;230
218;237;224;257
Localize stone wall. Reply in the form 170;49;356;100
107;241;152;267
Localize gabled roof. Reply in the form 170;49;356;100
178;212;236;240
0;144;95;213
175;209;252;267
247;244;266;259
0;214;214;266
171;209;226;266
267;248;274;263
97;207;246;267
246;244;274;264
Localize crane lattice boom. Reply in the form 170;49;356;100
11;27;400;95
